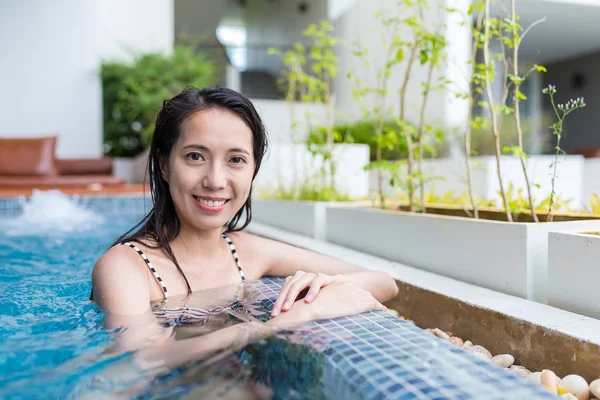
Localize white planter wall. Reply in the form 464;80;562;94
113;151;148;184
325;207;600;303
370;155;586;210
251;199;371;240
254;143;370;199
548;231;600;318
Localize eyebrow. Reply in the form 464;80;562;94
181;144;251;155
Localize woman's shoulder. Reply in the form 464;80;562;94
91;241;154;314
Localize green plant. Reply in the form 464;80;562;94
396;0;426;212
268;21;345;201
542;85;586;221
462;1;486;219
345;4;409;208
497;182;573;215
101;45;219;157
415;20;452;213
582;194;600;215
256;181;354;202
480;0;513;221
503;0;548;223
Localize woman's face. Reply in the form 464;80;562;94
161;108;255;232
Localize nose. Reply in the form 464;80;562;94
202;162;227;190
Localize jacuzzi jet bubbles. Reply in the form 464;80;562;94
3;190;104;236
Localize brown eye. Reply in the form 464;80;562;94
230;156;246;164
186;152;204;161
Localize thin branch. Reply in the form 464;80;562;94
483;0;512;222
520;17;547;42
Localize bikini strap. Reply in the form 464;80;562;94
221;233;246;282
118;242;169;302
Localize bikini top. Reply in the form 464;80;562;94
118;233;246;326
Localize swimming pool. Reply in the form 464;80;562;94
0;192;559;399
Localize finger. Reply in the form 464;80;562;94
304;275;326;303
375;300;387;312
271;276;295;316
282;273;316;311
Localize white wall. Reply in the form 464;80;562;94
250;99;327;144
369;155;586;211
254;143;370;199
543;51;600;153
332;0;471;157
328;0;361;20
96;0;174;63
0;0;102;159
0;0;175;160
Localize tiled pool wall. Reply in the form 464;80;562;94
0;193;152;218
246;278;558;400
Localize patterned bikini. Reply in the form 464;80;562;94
118;233;246;326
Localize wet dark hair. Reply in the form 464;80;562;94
91;86;268;299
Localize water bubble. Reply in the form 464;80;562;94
2;190;104;236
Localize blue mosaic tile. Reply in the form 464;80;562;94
249;277;558;400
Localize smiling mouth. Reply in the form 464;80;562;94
192;196;229;207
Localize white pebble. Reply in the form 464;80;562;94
562;394;581;400
433;328;450;340
509;365;531;378
558;375;589;400
492;354;515;368
449;337;464;347
463;340;473;349
590;379;600;399
470;345;493;359
541;370;558;393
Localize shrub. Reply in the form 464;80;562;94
308;119;447;161
101;45;220;157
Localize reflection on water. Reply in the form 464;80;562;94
71;280;329;400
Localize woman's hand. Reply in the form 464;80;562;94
271;271;347;317
305;280;387;320
269;280;387;326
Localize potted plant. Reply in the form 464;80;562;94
320;0;599;305
251;21;371;239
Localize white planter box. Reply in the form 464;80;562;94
251;199;370;240
254;143;370;199
325;207;600;303
548;231;600;318
370;155;585;210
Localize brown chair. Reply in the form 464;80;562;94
0;135;125;188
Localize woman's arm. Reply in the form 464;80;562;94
236;233;398;315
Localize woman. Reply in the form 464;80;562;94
90;87;398;384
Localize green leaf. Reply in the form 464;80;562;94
534;64;547;73
396;49;404;62
517;90;527;101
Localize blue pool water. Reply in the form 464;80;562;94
0;212;141;398
0;193;559;399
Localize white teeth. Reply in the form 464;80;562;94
196;197;225;207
